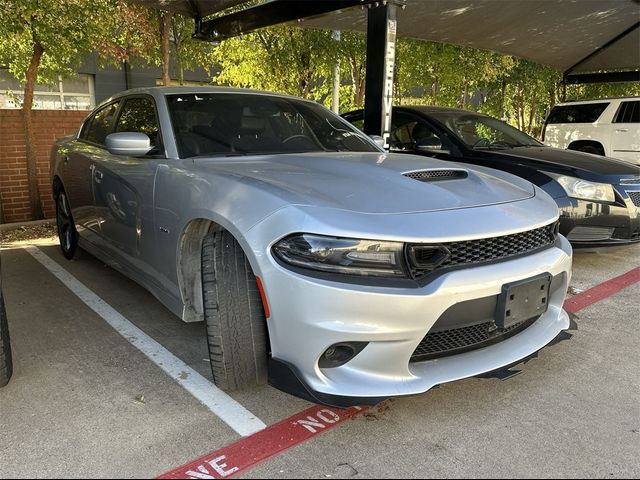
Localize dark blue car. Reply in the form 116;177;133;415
344;106;640;248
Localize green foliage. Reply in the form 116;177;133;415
212;25;335;100
0;0;121;85
170;13;218;83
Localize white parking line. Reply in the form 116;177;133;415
25;246;266;437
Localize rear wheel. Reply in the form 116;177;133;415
573;144;604;156
201;230;268;390
0;286;13;388
55;189;79;260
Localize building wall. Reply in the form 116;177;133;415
0;109;89;223
78;54;212;105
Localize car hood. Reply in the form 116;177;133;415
193;152;535;214
488;146;640;177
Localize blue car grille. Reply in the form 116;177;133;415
627;191;640;207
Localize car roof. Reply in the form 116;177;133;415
102;86;315;106
345;105;489;117
397;105;486;116
552;96;640;107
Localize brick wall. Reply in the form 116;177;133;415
0;109;89;224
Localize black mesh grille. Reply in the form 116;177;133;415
410;317;537;361
627;191;640;207
403;169;468;181
407;223;557;279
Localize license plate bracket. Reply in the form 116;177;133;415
496;273;552;329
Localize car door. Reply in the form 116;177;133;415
611;100;640;164
93;95;164;267
66;101;119;235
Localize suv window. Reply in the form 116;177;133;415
613;101;640;123
81;102;119;145
115;96;162;150
546;103;609;124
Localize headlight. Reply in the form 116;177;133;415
272;233;406;277
548;174;615;202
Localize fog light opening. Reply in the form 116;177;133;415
319;342;368;368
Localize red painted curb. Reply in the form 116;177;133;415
158;267;640;479
157;405;367;479
564;267;640;314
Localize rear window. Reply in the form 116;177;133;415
613;101;640;123
546;103;609;124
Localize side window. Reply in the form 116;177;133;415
614;101;640;124
546;103;609;124
115;97;162;151
390;114;441;150
81;102;119;145
349;118;364;131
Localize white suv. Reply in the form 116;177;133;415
543;97;640;165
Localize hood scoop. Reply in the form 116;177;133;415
403;169;468;182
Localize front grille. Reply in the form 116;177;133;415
627;191;640;207
410;317;537;361
403;169;468;181
620;177;640;185
407;223;558;279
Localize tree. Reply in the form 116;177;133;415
0;0;146;220
212;25;334;100
170;14;218;85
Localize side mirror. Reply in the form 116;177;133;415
368;135;386;149
415;137;449;154
106;132;153;156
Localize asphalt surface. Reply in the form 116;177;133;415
0;238;638;479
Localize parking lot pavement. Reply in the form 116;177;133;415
0;239;638;479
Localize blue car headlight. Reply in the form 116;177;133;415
548;173;615;202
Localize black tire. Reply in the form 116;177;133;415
0;285;13;388
55;188;79;260
574;144;604;156
201;230;268;390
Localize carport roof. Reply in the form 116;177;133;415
134;0;640;75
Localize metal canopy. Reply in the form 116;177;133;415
300;0;640;75
133;0;640;75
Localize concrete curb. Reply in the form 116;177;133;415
0;218;55;233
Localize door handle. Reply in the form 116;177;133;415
94;169;104;184
616;128;629;132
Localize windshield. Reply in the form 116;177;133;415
166;93;379;158
428;111;544;149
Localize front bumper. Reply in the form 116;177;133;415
261;234;572;404
557;195;640;248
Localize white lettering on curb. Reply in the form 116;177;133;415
185;456;239;479
295;409;341;433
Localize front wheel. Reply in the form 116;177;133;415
201;230;268;391
55;189;79;260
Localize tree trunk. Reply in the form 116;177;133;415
461;76;468;109
500;79;507;119
159;11;171;86
527;97;537;135
23;42;45;220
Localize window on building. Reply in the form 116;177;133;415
0;70;95;110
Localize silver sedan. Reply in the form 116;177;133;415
51;87;572;406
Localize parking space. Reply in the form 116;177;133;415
0;235;638;479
